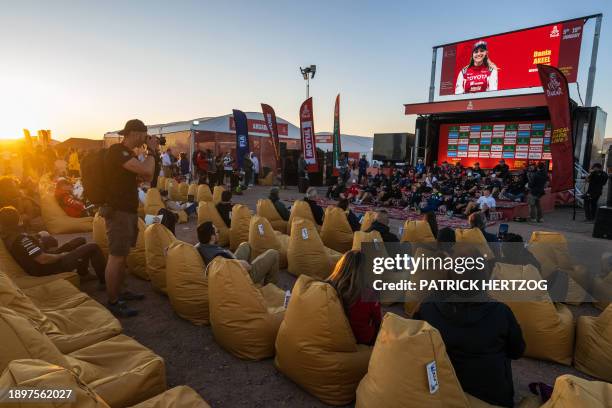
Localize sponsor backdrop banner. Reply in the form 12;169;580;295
439;18;584;95
261;103;281;169
232;109;249;169
537;64;574;192
437;120;552;169
332;94;342;171
299;97;318;172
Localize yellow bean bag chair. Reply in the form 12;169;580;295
356;313;470;407
131;386;211;408
197;184;213;203
0;307;167;408
187;183;198;200
178;182;189;202
208;257;286;360
593;272;612;311
212;185;225;204
256;198;287;233
490;263;575;365
197;202;229;247
0;273;121;354
166;241;209;325
400;220;436;243
144;188;165;215
540;375;612;407
259;171;275;186
574;305;612;382
359;211;377;232
352;231;384;251
0;236;80;289
321;206;354;253
287;217;342;279
144;224;177;294
229;204;252;252
168;179;181;201
21;277;89;312
455;228;495;259
39;187;93;234
248;215;288;268
157;176;166;190
288;200;320;235
93;212;110;257
275;275;371;406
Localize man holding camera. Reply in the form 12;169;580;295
102;119;157;317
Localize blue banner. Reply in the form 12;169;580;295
232;109;249;169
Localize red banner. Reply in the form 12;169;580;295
261;103;280;170
440;18;584;95
537;64;573;192
299;97;318;172
229;117;288;136
332;94;342;176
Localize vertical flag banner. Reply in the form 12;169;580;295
232;109;249;169
332;94;342;171
37;130;46;147
23;129;32;147
537;64;574;192
299;97;318;172
261;103;280;169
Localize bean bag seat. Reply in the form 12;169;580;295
321;207;354;253
167;179;181;201
0;359;111;408
166;241;209;325
288;200;319;235
593;272;612;311
187;183;198;201
287;217;342;279
455;228;495;259
0;307;167;408
229;204;252;252
356;313;470;408
212;185;225;204
259;171;275;186
196;184;213;203
0;236;80;289
352;231;384;251
93;212;110;257
22;278;90;311
144;188;165;215
208;257;286;360
157;176;166;191
490;263;575;365
126;218;148;280
0;273;121;354
144;224;177;293
178;182;189;202
400;220;436;243
574;305;612;382
274;275;371;406
130;386;211;408
256;198;287;233
540;375;612;407
359;211;377;232
197;202;229;247
39;185;93;235
164;178;172;192
248;216;288;268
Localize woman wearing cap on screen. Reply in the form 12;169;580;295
455;40;498;94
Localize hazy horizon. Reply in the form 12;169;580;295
1;0;610;141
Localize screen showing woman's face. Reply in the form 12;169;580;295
472;48;487;64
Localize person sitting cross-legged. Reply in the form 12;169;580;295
195;221;279;285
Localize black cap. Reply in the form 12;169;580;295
118;119;147;135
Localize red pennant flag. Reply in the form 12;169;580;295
299;97;318;172
261;103;280;170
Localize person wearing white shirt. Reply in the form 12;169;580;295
161;149;173;177
477;188;496;210
251;153;259;186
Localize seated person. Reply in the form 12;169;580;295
354;182;375;205
464;188;496;216
0;206;105;283
344;183;360;201
304;187;324;226
55;178;90;218
437;226;456;243
159;190;197;217
327;250;381;345
423;211;438;239
195;221;278;285
468;211;498;243
337;198;360;232
366;210;399;242
414;259;525;408
326;179;346;200
500;175;526;202
215;190;234;228
269;187;289;221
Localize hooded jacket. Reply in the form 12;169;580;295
366;221;399;242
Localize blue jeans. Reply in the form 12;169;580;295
504;192;524;201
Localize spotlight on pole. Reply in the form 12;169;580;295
299;65;317;99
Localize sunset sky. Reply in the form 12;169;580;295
0;0;610;141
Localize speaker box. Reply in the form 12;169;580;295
593;206;612;239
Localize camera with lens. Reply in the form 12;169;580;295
146;135;166;146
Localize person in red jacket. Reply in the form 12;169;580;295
54;178;88;218
455;40;498;94
327;250;382;345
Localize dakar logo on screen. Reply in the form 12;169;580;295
550;25;560;38
546;73;563;97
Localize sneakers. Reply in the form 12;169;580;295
107;300;138;317
119;290;145;301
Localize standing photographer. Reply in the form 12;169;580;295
584;163;609;221
102;119;157;317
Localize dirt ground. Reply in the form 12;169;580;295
74;185;604;407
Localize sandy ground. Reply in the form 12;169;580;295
70;185;606;407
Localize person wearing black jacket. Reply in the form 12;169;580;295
304;187;324;226
337;198;360;231
366;210;399;242
215;190;233;228
269;187;289;221
584;163;609;221
526;163;547;222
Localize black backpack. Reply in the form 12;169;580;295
81;148;108;205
